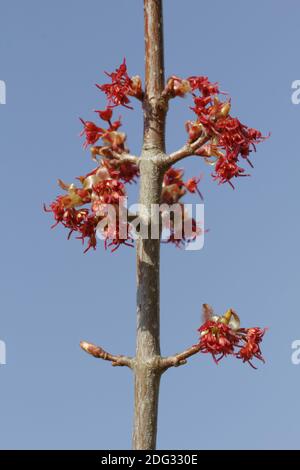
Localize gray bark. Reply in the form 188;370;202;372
132;0;167;450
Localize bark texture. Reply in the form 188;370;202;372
132;0;167;450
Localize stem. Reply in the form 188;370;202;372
80;341;133;368
132;0;166;450
143;0;167;151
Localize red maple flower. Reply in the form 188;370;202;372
44;197;67;228
185;175;204;200
191;95;212;115
92;179;125;205
104;160;139;184
62;207;88;229
198;320;238;363
215;116;262;156
96;59;134;109
108;118;122;132
163;167;184;186
164;216;200;248
236;327;266;369
213;157;247;188
164;75;191;97
188;76;220;96
185;121;203;142
76;214;99;253
196;309;266;368
103;221;134;252
94;107;113;122
79;119;105;148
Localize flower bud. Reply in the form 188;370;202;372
129;75;143;98
95;107;113;122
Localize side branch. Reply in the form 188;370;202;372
110;151;139;165
80;341;133;368
160;344;201;370
159;135;210;168
91;146;139;165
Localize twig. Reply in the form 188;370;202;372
110;151;139;165
160;344;201;370
159;134;210;167
91;146;139;165
80;341;133;368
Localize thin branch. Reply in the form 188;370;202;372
159;134;210;168
90;146;139;165
80;341;133;368
110;151;139;165
160;344;201;370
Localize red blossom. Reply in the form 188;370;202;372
213;157;247;188
198;320;238;363
96;59;134;109
92;179;125;205
44;197;67;228
180;73;268;187
108;118;122;132
103;160;139;184
80;119;105;148
236;327;266;369
47;63;268;256
188;76;220;96
185;175;204;200
103;221;134;252
164;216;199;248
164;75;191;97
161;183;186;204
197;311;266;368
163;167;184;186
185;121;203;142
76;215;99;253
162;168;186;203
94;107;113;122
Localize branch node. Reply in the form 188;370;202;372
80;341;133;369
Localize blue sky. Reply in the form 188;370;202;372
1;0;300;449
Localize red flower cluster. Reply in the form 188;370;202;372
162;167;204;203
164;74;268;188
44;167;135;253
80;113;124;151
46;61;267;253
79;120;105;148
198;320;238;360
46;61;143;253
92;179;125;205
190;79;267;187
44;198;98;253
96;59;142;109
160;167;203;247
102;159;139;184
197;309;266;368
188;75;220;96
236;327;266;366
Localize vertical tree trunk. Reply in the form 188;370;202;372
132;0;167;450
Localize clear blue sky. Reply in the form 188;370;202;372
1;0;300;450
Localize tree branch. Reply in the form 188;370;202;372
80;341;133;368
90;146;139;165
160;344;201;370
110;151;139;165
159;134;210;168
